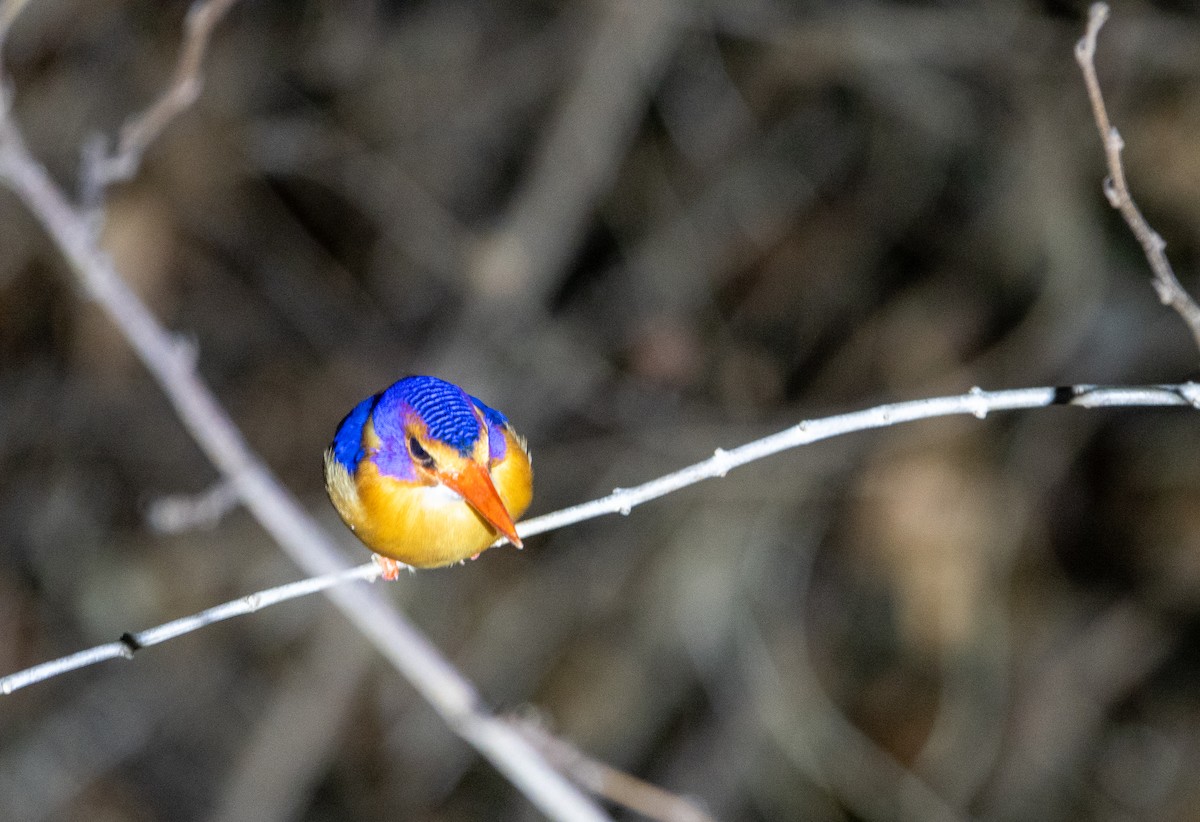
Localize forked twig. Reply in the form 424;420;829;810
1075;2;1200;355
511;716;719;822
82;0;240;201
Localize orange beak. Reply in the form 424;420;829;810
439;460;523;548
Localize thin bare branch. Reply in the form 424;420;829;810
1075;2;1200;355
511;716;720;822
146;479;239;533
82;0;241;199
0;564;382;695
3;381;1196;696
516;383;1200;541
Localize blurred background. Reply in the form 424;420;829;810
1;0;1200;819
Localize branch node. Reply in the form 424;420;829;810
1101;176;1120;207
1108;126;1124;152
710;448;731;477
967;386;989;419
1152;278;1173;306
611;488;632;516
1178;382;1200;410
118;632;142;657
1051;385;1077;405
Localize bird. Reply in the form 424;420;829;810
323;375;533;578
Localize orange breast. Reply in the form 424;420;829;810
325;429;533;569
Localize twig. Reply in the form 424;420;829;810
146;479;239;533
516;383;1200;540
81;0;241;202
3;382;1197;696
0;646;233;820
511;716;720;822
1075;2;1200;355
0;564;381;694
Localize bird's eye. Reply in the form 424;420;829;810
408;436;436;468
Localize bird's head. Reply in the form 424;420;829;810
334;376;523;547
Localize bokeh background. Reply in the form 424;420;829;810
2;1;1200;820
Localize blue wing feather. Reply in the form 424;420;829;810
331;394;378;471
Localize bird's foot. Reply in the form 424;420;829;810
470;552;481;561
373;554;403;581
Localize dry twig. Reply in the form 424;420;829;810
1075;2;1200;355
82;0;241;202
146;479;239;533
0;564;382;694
512;716;719;822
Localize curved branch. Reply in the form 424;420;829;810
3;381;1196;696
